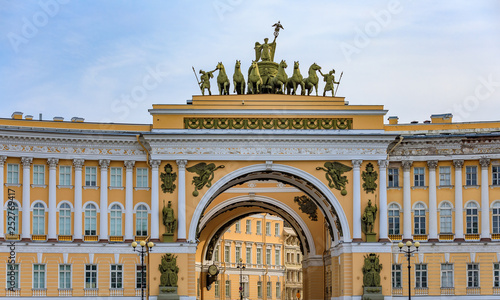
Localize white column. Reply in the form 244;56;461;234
99;159;110;242
454;159;464;241
402;160;413;240
124;160;135;241
73;159;84;242
352;160;362;242
378;160;389;241
150;159;161;241
47;158;59;242
480;158;491;241
21;157;33;240
177;159;188;241
427;160;438;241
0;156;6;239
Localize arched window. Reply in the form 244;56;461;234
414;203;426;235
466;202;479;234
492;202;500;234
84;204;97;236
388;203;400;235
136;205;148;236
110;204;122;236
59;203;71;235
7;202;19;235
439;202;452;233
33;203;45;235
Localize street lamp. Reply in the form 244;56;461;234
132;241;154;300
237;258;246;300
398;241;420;300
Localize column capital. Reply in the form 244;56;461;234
401;160;413;171
99;159;110;169
73;158;85;170
453;159;464;169
21;157;33;167
0;155;6;166
47;158;59;168
176;159;188;169
377;160;389;168
427;160;438;170
124;160;135;170
479;157;490;168
352;159;363;168
150;159;161;168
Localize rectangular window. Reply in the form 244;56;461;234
257;248;262;264
467;264;479;287
257;281;262;298
224;245;231;263
275;223;280;236
276;282;281;298
6;264;19;289
33;165;45;185
59;264;71;289
267;281;272;298
246;247;252;264
494;263;500;287
275;249;280;265
110;167;122;187
441;264;453;288
246;220;252;234
414;167;425;186
59;166;71;186
388;168;399;187
414;208;426;235
388;207;400;235
136;265;146;289
494;206;500;234
7;164;19;184
235;221;241;233
466;166;478;186
235;246;241;262
136;168;148;187
439;166;451;186
415;264;427;288
85;167;97;186
266;248;271;265
266;222;271;235
493;166;500;185
85;264;97;289
392;264;402;288
214;280;220;297
225;280;230;299
33;264;45;289
256;220;262;235
110;265;123;289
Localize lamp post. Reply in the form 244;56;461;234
132;241;154;300
237;258;246;300
398;241;420;300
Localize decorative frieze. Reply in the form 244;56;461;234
184;117;353;130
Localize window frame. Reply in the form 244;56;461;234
110;204;122;236
7;163;20;184
415;264;427;288
6;263;20;289
414;167;425;187
246;220;252;234
84;204;97;236
85;166;97;187
392;264;402;288
493;166;500;185
388;167;399;188
413;203;427;235
136;265;146;289
32;202;46;235
110;167;123;187
492;202;500;234
59;264;71;289
467;263;479;288
275;223;280;236
256;220;262;235
439;166;451;186
136;168;148;188
441;263;453;288
494;263;500;287
465;166;478;186
465;202;479;234
33;164;45;185
59;165;72;186
439;202;453;234
135;204;148;236
85;264;98;289
110;264;123;289
33;264;46;289
59;203;72;236
388;203;400;235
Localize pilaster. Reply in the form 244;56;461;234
454;159;464;242
99;159;110;242
150;159;161;242
378;160;389;242
73;159;84;242
47;158;59;242
352;159;362;242
479;157;491;241
124;160;135;242
177;159;188;242
402;160;412;241
21;157;33;241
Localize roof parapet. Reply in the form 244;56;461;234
431;113;453;124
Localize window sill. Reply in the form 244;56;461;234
387;186;401;190
134;187;150;191
31;184;47;188
83;186;99;190
411;186;428;190
464;185;479;189
57;185;74;189
109;186;124;190
438;185;454;189
4;183;21;187
490;185;500;188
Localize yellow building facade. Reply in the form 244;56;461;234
0;94;499;300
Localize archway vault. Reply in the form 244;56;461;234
188;163;352;245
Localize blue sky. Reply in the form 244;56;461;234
1;0;499;124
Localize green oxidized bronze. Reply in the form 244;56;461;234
303;63;321;96
162;200;177;235
319;69;339;97
294;195;318;221
271;60;288;94
159;253;179;287
216;62;230;95
187;162;225;197
316;162;352;196
199;67;217;96
362;163;378;194
184;117;353;130
286;61;304;95
161;164;177;194
362;199;378;234
247;60;263;94
362;253;382;287
233;60;246;95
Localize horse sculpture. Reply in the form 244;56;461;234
216;62;230;95
271;60;288;94
303;63;321;96
233;60;246;95
286;61;304;95
247;61;263;94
